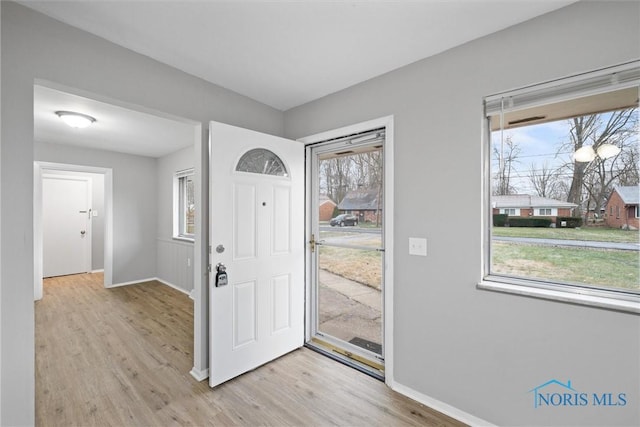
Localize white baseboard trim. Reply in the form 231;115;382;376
106;277;158;288
155;278;191;296
391;382;495;427
190;367;209;382
107;277;190;298
91;269;104;274
188;289;195;300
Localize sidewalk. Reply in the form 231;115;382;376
317;269;382;347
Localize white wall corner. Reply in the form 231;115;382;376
154;277;190;296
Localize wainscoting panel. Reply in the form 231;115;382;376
157;238;195;294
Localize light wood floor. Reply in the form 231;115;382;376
36;273;465;427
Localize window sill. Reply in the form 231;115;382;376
172;236;195;243
477;280;640;314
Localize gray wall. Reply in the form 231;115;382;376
1;2;283;425
157;146;196;293
284;2;640;426
36;142;156;283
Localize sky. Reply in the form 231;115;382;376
491;118;574;196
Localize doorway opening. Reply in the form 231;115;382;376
301;116;394;381
34;162;112;300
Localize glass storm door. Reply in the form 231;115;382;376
307;129;385;378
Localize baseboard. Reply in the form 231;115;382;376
155;278;191;296
106;277;158;288
106;277;190;298
190;367;209;382
391;382;495;427
91;269;104;274
189;289;195;300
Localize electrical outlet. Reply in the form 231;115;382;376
409;237;427;256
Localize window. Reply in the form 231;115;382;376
483;62;639;306
174;169;195;240
236;148;287;176
502;208;517;215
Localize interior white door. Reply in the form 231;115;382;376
209;121;304;387
43;176;91;277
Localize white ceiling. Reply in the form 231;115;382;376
23;0;577;111
25;0;577;158
34;85;196;158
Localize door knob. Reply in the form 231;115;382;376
80;230;86;235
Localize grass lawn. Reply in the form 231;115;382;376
492;226;639;243
492;242;639;291
316;225;639;293
318;245;382;290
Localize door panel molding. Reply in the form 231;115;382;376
208;120;304;387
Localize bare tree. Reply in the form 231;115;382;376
493;135;520;195
562;108;637;218
320;156;353;204
616;138;640;186
528;162;561;198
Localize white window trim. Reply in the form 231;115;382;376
481;61;640;314
173;168;195;242
537;208;555;216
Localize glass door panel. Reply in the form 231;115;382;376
307;129;385;377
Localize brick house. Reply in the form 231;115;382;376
604;185;639;230
318;195;337;221
492;194;577;225
338;189;382;223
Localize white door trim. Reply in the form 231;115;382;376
34;162;113;300
298;115;395;386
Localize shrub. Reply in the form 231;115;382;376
493;214;508;227
556;216;583;228
508;217;553;228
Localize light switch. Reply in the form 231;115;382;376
409;237;427;256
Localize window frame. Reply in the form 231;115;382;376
173;168;195;241
480;61;640;313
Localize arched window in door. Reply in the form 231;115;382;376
236;148;288;177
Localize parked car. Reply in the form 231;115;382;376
330;213;358;227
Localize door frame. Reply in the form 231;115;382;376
298;115;395;386
34;162;113;300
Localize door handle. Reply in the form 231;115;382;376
80;230;86;236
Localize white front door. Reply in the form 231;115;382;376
42;176;91;277
209;121;304;387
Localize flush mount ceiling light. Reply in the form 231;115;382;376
596;143;621;159
573;146;596;162
573;143;621;163
55;111;96;129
